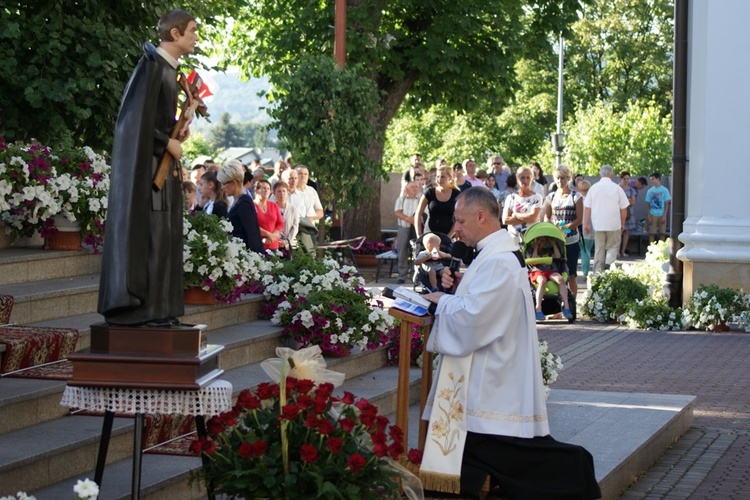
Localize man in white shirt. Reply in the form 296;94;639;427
295;165;324;222
281;169;316;252
421;188;599;498
583;164;630;274
393;181;420;283
463;159;485;187
268;159;287;186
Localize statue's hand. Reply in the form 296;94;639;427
166;138;183;160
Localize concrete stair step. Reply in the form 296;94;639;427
25;364;422;499
4;273;100;323
0;248;102;286
386;389;696;499
0;315;277;433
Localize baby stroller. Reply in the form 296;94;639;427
411;231;453;293
522;222;577;323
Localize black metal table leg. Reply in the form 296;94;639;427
195;415;216;500
131;413;144;500
94;410;115;486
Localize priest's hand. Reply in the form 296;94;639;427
441;267;462;291
424;291;445;304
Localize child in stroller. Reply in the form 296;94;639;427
523;222;575;322
413;232;452;292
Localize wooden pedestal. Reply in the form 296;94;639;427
68;323;223;389
388;308;434;454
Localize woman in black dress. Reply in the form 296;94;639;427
414;165;460;237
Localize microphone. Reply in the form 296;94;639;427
446;241;469;294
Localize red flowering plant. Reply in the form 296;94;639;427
189;346;422;498
351;239;390;255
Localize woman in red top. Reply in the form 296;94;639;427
253;179;284;250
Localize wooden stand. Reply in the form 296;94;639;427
388;308;434;454
68;323;223;389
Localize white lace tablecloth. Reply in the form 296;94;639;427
60;380;233;416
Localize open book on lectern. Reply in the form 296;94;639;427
389;286;431;316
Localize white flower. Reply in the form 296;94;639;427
73;478;99;499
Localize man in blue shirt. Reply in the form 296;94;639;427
645;172;671;244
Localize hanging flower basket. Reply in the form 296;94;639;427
184;287;216;305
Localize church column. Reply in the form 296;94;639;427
677;0;750;302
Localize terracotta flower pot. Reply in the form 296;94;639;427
353;254;378;268
184;287;216;305
45;215;82;250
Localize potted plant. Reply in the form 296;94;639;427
351;239;390;267
182;211;267;304
189;346;422;499
0;140;110;251
683;284;750;332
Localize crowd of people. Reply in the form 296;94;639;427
394;154;670;310
179;154;322;256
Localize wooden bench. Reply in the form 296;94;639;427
375;250;399;281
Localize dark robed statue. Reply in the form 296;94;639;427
98;10;198;325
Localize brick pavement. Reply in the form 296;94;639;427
538;320;750;498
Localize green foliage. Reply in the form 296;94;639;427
582;267;649;322
0;1;234;150
562;100;672;176
209;112;244;150
565;0;673;116
181;133;216;167
267;55;381;211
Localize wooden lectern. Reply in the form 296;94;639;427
388;307;434;453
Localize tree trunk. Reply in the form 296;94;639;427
343;71;420;241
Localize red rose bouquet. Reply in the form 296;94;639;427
190;346;422;498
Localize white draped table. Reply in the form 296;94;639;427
60;380;233;500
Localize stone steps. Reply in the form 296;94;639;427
0;248;102;286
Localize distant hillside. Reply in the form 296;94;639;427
194;71;272;133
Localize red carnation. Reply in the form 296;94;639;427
354;398;376;413
317;419;335;435
236;390;261;410
286;376;297;392
389;424;404;442
347;453;367;475
371;430;387;444
300;443;318;463
326;436;343;454
373;442;388;458
189;436;216;456
296;379;316;393
313;396;328;414
305;413;320;429
206;416;225;437
340;417;356;432
296;394;314;409
239;441;253;459
256;382;278;400
251;439;268;457
281;404;302;420
316;382;334;398
388;441;404;459
407;448;423;465
341;391;356;405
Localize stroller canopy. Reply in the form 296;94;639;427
522;222;566;252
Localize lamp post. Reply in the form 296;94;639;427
553;32;565;166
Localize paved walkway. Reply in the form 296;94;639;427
366;252;750;498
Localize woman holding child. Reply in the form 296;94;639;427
414;165;460;238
